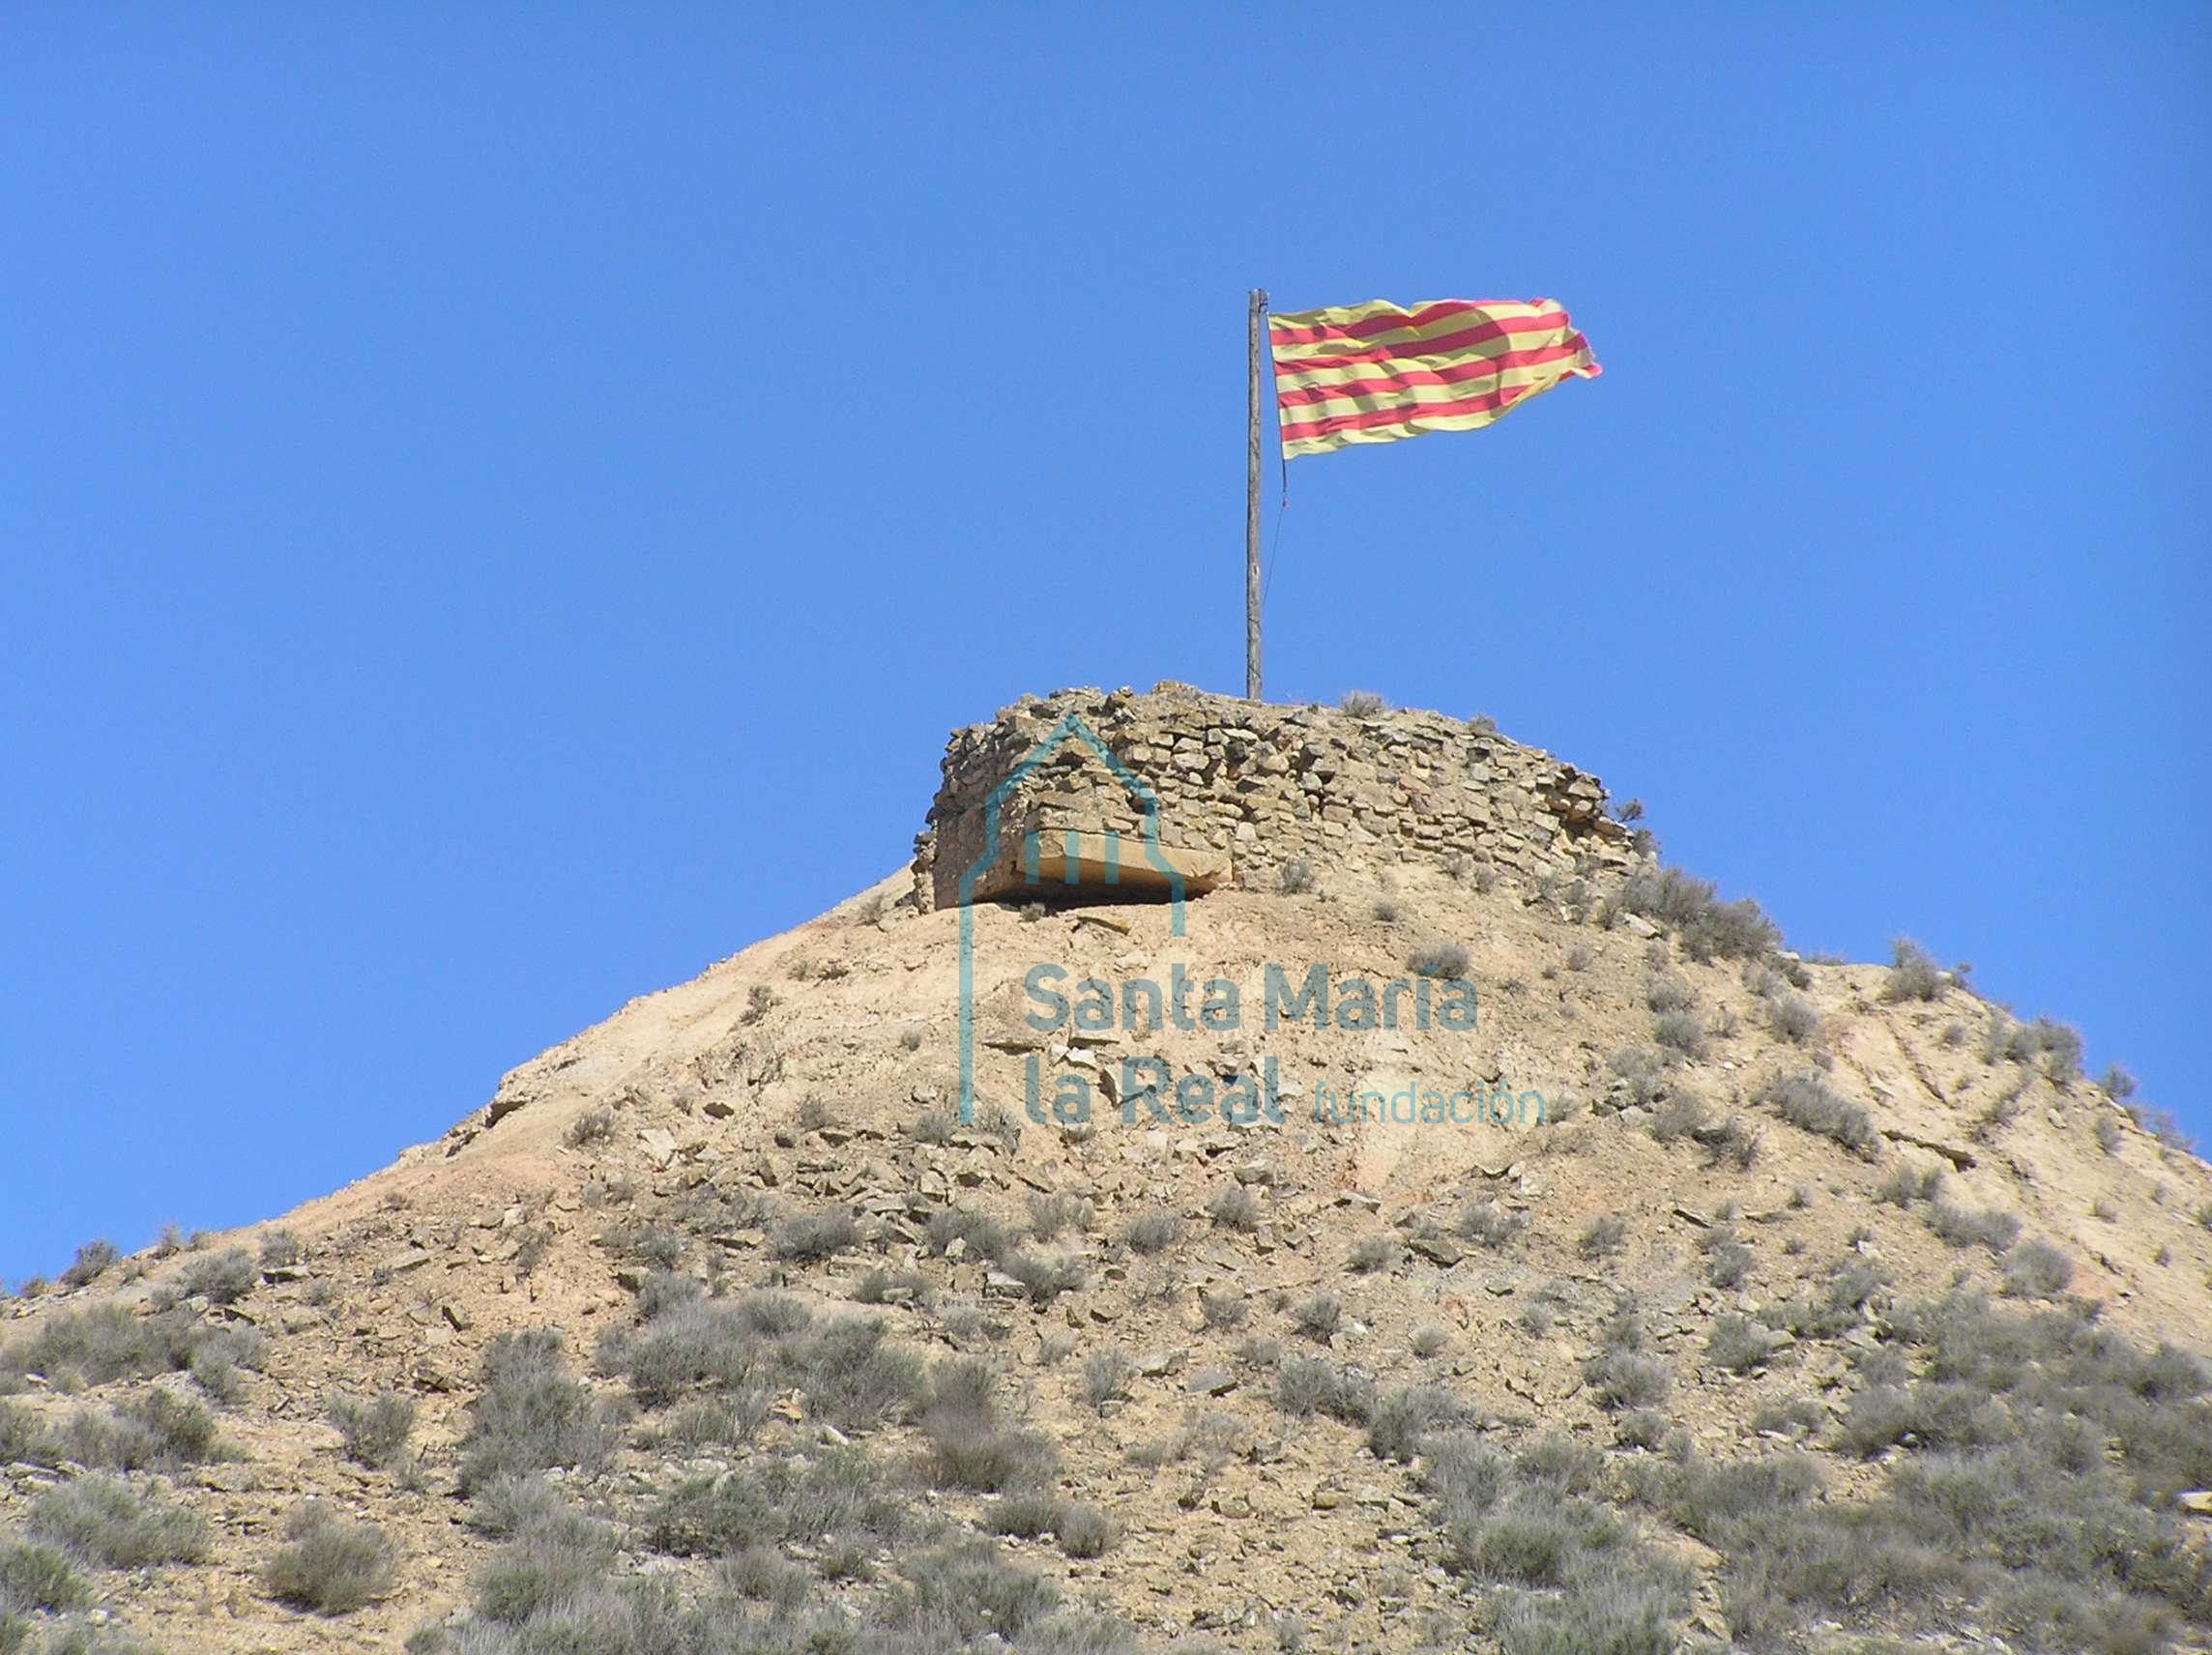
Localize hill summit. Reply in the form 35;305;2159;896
4;688;2209;1655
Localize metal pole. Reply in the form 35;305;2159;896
1246;288;1266;701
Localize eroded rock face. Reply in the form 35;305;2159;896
913;682;1640;912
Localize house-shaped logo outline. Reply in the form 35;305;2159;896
957;712;1187;1123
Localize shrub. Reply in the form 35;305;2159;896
2001;1239;2074;1299
1199;1289;1247;1330
1704;1236;1754;1290
1877;1164;1943;1206
329;1390;418;1468
1080;1350;1133;1411
900;1540;1061;1640
1762;1258;1890;1341
264;1501;396;1614
1408;938;1470;979
1666;1451;1823;1543
1207;1187;1262;1232
1609;1045;1670;1110
1756;1071;1880;1158
1120;1210;1180;1256
926;1205;1016;1262
1368;1384;1469;1462
28;1474;207;1567
1278;857;1316;895
923;1405;1056;1493
2099;1062;2138;1101
1459;1200;1525;1249
1273;1357;1373;1424
1025;1193;1091;1240
64;1388;224;1470
1881;938;1945;1002
1579;1215;1628;1259
1926;1200;2022;1254
1411;1323;1449;1358
911;1109;955;1146
178;1246;257;1305
1707;1314;1780;1375
1651;1010;1707;1060
1461;1491;1622;1586
1646;1093;1707;1144
648;1444;902;1557
0;1541;85;1611
771;1206;859;1262
1289;1293;1342;1341
1347;1234;1397;1274
0;1303;257;1393
999;1248;1087;1306
1339;689;1387;716
60;1240;119;1291
564;1107;615;1148
1613;866;1780;962
1034;1500;1111;1560
1586;1350;1672;1411
2032;1018;2084;1084
1767;994;1819;1043
457;1332;613;1493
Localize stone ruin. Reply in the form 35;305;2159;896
911;682;1646;912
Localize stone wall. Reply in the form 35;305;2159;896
912;682;1645;912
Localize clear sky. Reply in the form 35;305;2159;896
3;8;2205;1280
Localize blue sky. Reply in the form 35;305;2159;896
3;7;2205;1279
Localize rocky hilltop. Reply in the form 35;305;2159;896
3;689;2209;1655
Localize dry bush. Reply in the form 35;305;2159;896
329;1390;417;1468
28;1474;207;1568
264;1501;395;1615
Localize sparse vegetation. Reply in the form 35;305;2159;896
28;1475;207;1568
1080;1349;1133;1411
59;1240;118;1291
329;1389;418;1468
458;1332;615;1493
1459;1199;1526;1250
1651;1008;1708;1059
1289;1292;1343;1341
1756;1070;1881;1158
1025;1192;1091;1240
1706;1313;1780;1374
179;1246;257;1304
264;1501;395;1614
1612;865;1781;962
1273;1356;1373;1424
1120;1209;1180;1255
771;1205;860;1262
1408;937;1470;978
1339;689;1387;716
1367;1383;1470;1461
1278;857;1316;894
1579;1214;1628;1259
62;1388;225;1470
564;1106;615;1147
1880;937;1946;1002
2000;1238;2075;1298
1926;1199;2022;1254
1206;1186;1262;1232
1347;1234;1398;1273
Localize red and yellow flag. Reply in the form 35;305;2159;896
1266;298;1600;458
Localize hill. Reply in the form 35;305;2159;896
4;686;2209;1655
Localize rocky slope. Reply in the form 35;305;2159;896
3;697;2209;1655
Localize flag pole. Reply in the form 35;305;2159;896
1245;287;1266;701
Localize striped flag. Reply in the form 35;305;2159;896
1266;298;1600;458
